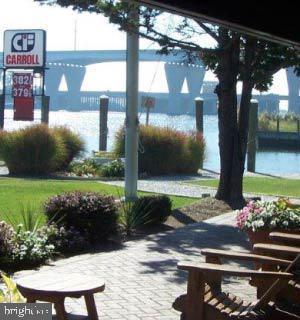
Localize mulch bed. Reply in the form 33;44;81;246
127;197;233;239
166;197;232;228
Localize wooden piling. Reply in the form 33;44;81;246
247;99;258;172
195;97;204;134
41;96;50;124
0;94;5;130
99;95;109;151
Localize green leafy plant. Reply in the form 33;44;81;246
3;203;44;233
119;195;172;235
0;272;26;303
100;159;124;177
39;224;90;253
12;230;55;265
69;159;101;176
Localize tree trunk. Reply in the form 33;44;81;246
215;31;242;207
215;35;256;209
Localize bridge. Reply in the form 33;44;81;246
1;50;300;114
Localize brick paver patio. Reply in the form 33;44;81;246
16;212;256;319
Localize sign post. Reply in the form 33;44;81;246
2;29;46;125
141;96;155;125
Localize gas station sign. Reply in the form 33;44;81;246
3;29;46;68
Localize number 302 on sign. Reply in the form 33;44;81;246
12;73;33;98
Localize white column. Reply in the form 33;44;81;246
125;5;139;201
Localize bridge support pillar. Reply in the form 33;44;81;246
165;63;185;115
64;67;86;109
286;68;300;115
186;65;205;114
45;67;64;109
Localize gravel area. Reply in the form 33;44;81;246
101;175;294;202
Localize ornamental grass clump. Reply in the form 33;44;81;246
0;124;65;175
236;198;300;232
114;125;205;175
52;126;85;170
0;124;85;175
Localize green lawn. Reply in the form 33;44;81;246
0;177;197;222
190;177;300;197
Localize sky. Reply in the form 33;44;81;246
0;0;289;98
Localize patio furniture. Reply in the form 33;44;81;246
173;251;300;320
269;232;300;246
252;232;300;302
16;273;105;320
201;232;300;302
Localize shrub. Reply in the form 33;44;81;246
100;159;125;177
52;126;85;170
0;221;17;257
44;192;118;242
38;224;90;253
13;229;55;265
69;159;101;177
114;125;205;175
0;124;66;175
119;195;172;234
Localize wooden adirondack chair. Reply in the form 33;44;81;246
251;232;300;303
201;232;300;302
173;253;300;320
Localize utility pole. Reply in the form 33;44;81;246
125;5;139;201
74;18;78;51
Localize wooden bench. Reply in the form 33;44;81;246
16;273;105;320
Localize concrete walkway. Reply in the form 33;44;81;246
15;212;256;320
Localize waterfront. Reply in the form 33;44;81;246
2;109;300;174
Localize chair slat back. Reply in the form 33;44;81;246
253;254;300;312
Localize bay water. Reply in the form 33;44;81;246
3;109;300;175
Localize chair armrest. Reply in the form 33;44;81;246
201;248;291;266
177;262;293;279
254;244;300;259
269;232;300;246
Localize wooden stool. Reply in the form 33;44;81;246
16;273;105;320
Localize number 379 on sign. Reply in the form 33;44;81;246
12;73;33;98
